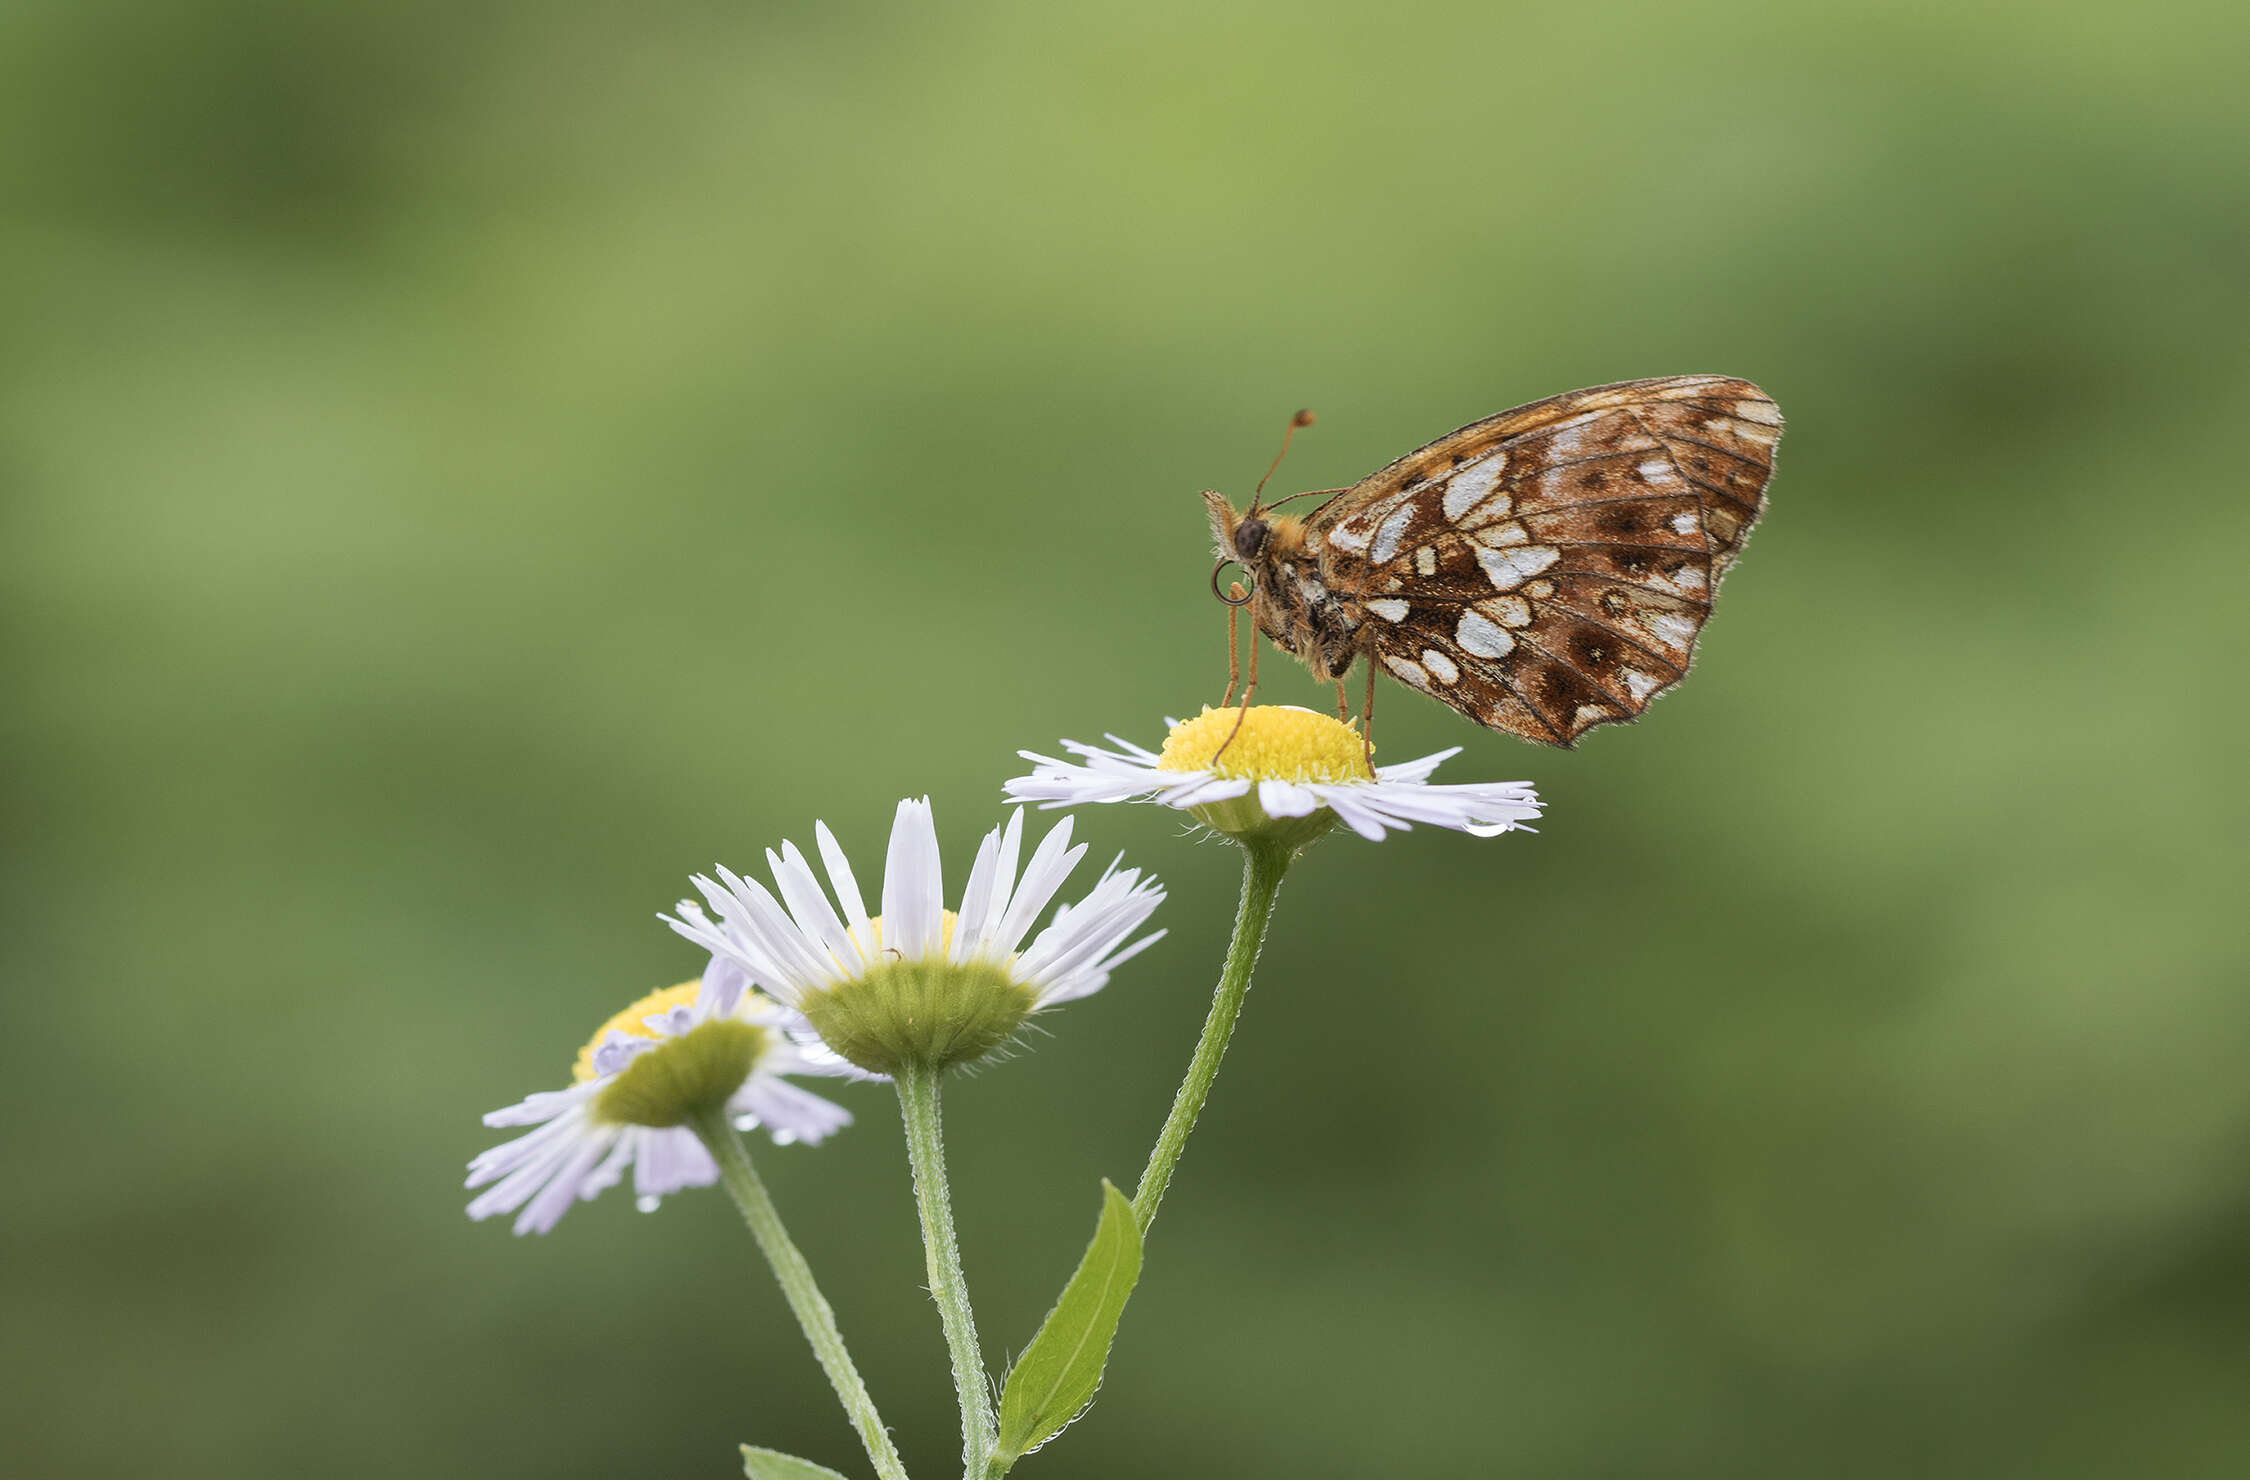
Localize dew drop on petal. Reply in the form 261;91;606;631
732;1113;763;1133
636;1195;662;1214
770;1129;799;1146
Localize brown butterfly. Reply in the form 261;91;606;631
1203;376;1781;747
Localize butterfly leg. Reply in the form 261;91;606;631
1334;679;1349;723
1212;629;1260;765
1359;659;1376;770
1219;585;1246;708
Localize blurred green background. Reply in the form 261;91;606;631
6;1;2248;1476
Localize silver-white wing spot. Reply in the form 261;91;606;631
1471;521;1530;549
1622;668;1662;702
1439;452;1508;520
1414;546;1437;575
1456;609;1516;658
1370;504;1415;564
1477;544;1560;591
1421;648;1459;684
1366;598;1410;622
1383;653;1432;690
1483;594;1531;627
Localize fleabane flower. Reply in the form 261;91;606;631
466;957;852;1235
1006;705;1542;848
665;799;1165;1077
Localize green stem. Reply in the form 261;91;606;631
1131;837;1291;1233
895;1062;996;1480
690;1110;912;1480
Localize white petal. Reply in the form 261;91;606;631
1373;747;1461;784
814;820;875;954
880;797;944;959
769;841;859;970
1320;789;1397;841
950;820;1004;964
714;865;841;1002
988;815;1083;958
1016;870;1164;997
1256;778;1321;817
662;896;746;973
1040;926;1167;1004
974;806;1026;956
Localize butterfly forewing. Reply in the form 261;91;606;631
1310;376;1778;745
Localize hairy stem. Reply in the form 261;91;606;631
1131;837;1291;1233
895;1062;996;1479
690;1110;911;1480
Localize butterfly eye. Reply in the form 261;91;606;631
1232;519;1269;560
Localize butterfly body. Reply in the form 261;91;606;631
1204;375;1781;748
1215;511;1366;682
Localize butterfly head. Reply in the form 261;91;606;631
1205;409;1317;607
1203;491;1261;605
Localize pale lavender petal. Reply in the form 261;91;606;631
694;954;750;1020
589;1028;662;1079
513;1134;617;1235
480;1085;589;1130
631;1127;719;1200
468;1105;586;1182
735;1077;854;1146
579;1134;635;1202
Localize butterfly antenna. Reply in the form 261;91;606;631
1249;408;1316;514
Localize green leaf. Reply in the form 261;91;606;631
993;1179;1144;1466
740;1444;854;1480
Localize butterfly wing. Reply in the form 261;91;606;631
1309;376;1780;746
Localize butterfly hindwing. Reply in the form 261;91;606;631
1308;376;1777;745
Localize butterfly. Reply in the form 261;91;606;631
1203;376;1781;747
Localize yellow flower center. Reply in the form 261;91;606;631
573;980;701;1083
1157;705;1374;783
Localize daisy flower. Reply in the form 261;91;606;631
664;798;1164;1076
1005;704;1542;846
466;956;852;1236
